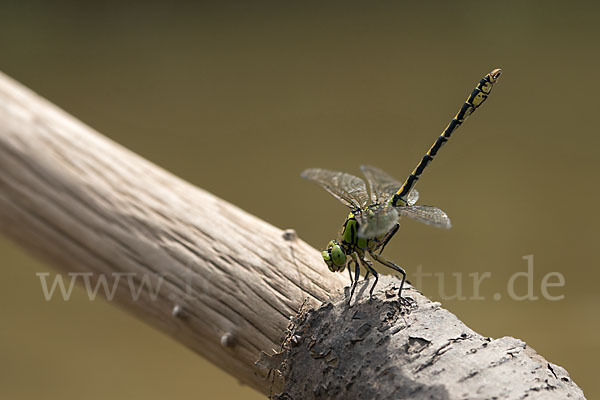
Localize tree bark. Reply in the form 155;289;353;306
0;72;585;399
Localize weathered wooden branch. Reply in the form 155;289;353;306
0;72;585;399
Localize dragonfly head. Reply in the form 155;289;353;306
322;240;347;272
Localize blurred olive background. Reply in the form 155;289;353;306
1;1;598;399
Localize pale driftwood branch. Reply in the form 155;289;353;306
0;71;347;393
0;71;585;399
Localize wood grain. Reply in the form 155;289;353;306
0;71;346;394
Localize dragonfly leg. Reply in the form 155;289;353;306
358;257;378;300
370;252;407;299
364;257;372;280
348;255;361;304
378;223;399;255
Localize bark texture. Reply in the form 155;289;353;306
0;71;586;399
273;276;584;399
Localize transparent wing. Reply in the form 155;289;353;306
407;187;419;205
301;168;369;209
356;204;399;239
396;205;451;229
360;165;419;205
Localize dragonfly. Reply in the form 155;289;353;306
302;68;501;303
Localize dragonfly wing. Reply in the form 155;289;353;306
360;165;419;205
301;168;369;209
406;187;419;206
396;205;451;229
356;204;399;239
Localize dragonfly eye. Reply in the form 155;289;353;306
321;250;336;272
323;240;347;272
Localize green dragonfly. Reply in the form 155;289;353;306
302;68;501;303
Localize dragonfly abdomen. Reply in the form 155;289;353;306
391;68;501;207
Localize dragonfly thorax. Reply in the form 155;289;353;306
341;211;370;250
321;209;391;273
346;206;394;244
